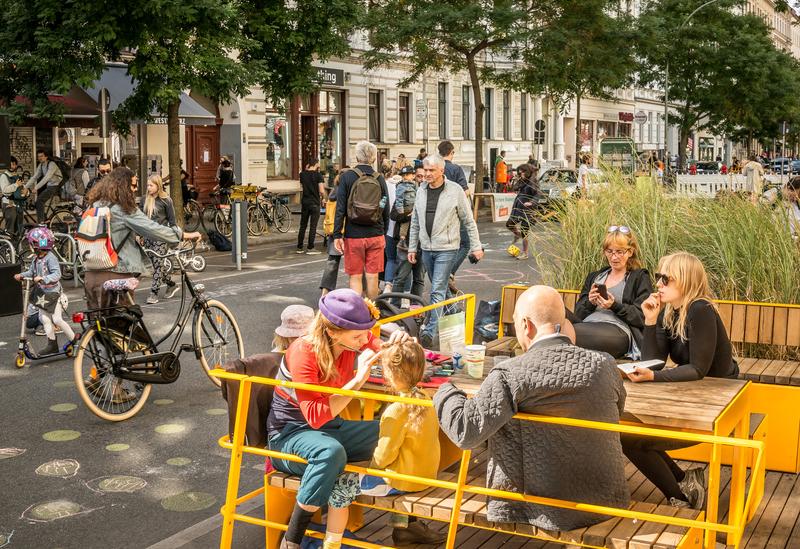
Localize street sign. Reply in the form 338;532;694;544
415;99;427;121
634;111;648;125
533;119;545;145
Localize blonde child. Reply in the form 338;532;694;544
271;304;314;352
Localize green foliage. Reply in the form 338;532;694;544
532;176;800;305
504;0;636;112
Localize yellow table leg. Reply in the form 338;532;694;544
221;379;252;548
727;415;749;546
704;439;722;549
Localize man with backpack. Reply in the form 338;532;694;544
26;149;65;222
333;141;390;299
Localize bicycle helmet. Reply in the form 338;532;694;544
27;226;55;251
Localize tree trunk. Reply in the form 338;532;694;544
678;125;690;173
167;100;184;227
575;93;582;173
467;57;485;193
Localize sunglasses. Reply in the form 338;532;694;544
608;225;631;234
654;272;673;286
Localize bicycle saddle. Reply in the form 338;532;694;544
103;278;140;292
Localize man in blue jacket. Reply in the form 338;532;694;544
438;141;472;288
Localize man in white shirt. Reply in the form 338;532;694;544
578;155;591;195
26;149;63;222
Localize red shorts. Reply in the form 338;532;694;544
344;236;385;275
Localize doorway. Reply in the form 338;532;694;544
301;115;318;171
186;125;220;200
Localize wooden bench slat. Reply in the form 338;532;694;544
744;305;762;344
737;357;760;376
787;309;800;347
774;360;799;386
730;304;747;342
772;306;789;346
628;504;680;549
758;306;775;344
760;360;788;385
717;303;733;337
744;359;775;382
653;507;701;549
608;502;658;548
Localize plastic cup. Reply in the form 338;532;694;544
464;344;486;379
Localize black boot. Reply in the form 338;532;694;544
38;338;59;356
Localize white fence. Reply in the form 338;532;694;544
675;174;784;197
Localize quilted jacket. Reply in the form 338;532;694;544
433;335;630;531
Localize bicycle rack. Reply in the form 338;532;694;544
53;232;81;288
0;238;16;263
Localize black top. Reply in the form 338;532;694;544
299;169;324;206
643;300;739;382
509;181;542;229
425;183;445;237
444;160;468;190
573;267;653;347
332;165;390;239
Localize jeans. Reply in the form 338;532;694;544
391;247;425;306
319;239;343;291
269;418;379;507
297;202;320;250
450;225;471;275
35;185;59;223
420;249;458;339
384;235;398;283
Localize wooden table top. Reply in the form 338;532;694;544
364;359;747;434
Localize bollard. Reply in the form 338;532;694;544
231;200;248;271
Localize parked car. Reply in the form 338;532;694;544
689;161;722;174
771;158;800;174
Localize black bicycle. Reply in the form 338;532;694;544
72;242;244;421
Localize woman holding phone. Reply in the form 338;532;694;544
569;225;653;358
267;289;409;549
622;252;739;510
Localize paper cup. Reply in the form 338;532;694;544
464;344;486;379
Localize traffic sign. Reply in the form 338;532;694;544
415;99;428;121
634;111;648;125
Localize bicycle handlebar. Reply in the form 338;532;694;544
145;241;197;259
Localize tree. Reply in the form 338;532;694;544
362;0;554;191
501;0;635;175
636;0;800;170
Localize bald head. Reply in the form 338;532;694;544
517;286;566;327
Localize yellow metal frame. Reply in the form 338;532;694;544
212;370;764;549
371;292;476;344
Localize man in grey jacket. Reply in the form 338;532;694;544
434;286;630;531
408;154;482;348
26;149;63;222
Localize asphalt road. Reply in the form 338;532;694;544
0;221;543;549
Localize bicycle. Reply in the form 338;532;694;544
183;198;203;232
146;242;207;274
257;190;292;233
204;188;265;237
72;241;244;421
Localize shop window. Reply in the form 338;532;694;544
484;88;493;139
266;115;290;178
520;93;528;141
399;93;411;143
597;121;616;140
369;90;382;143
579;119;594;152
438;83;448;139
319;90;344;175
618;123;631;138
462;86;471;139
502;90;511;140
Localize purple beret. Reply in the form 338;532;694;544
319;289;376;330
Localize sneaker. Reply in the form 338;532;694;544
295;249;306;254
679;467;706;510
382;282;393;294
305;249;322;255
165;283;180;299
668;497;691;509
392;522;446;546
146;293;159;304
278;538;301;549
110;383;136;404
516;252;529;260
34;326;46;337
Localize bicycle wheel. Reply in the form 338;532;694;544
73;328;152;421
247;204;267;236
0;239;14;263
48;209;78;234
213;209;232;237
54;235;76;281
183;201;201;232
190;255;206;272
273;202;292;233
193;299;244;388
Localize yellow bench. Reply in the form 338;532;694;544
497;284;800;473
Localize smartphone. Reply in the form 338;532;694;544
595;283;608;299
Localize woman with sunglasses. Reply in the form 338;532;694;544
569;225;653;359
622;252;738;510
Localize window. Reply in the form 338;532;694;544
484;88;494;139
438;83;448;139
618;123;631;138
502;91;511;140
368;90;381;142
462;86;471;139
399;93;410;143
520;93;528;141
579;120;594;152
597;121;616;140
647;112;653;143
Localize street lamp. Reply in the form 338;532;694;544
664;0;726;169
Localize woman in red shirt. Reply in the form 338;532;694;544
268;289;408;549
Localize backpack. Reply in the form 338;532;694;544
346;168;383;225
50;157;71;191
75;206;132;270
207;229;232;252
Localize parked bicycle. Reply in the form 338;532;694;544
72;241;244;421
257;190;292;233
183;197;203;232
146;241;207;275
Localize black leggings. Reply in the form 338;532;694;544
297;203;320;250
570;319;630;358
620;435;694;501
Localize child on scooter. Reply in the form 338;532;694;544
14;227;79;356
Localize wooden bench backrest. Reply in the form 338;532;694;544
500;285;800;346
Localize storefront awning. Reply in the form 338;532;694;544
83;64;217;126
13;86;101;128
